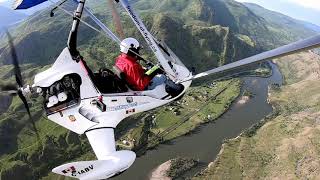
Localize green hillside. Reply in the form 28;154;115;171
0;0;318;179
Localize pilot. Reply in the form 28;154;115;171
115;37;183;95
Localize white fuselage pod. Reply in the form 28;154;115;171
34;48;100;134
34;47;192;134
34;48;192;179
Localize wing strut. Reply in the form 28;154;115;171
182;34;320;82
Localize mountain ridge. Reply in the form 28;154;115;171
0;6;27;28
0;6;28;39
1;0;318;67
244;3;320;35
0;0;319;179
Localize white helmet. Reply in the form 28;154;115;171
120;37;140;54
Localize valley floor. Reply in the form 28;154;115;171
119;78;242;154
193;52;320;179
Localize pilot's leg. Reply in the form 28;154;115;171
165;79;184;97
147;74;184;97
147;74;167;90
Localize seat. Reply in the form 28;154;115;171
113;66;135;91
92;68;128;93
113;66;125;80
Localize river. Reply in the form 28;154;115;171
115;62;283;180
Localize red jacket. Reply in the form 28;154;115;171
115;53;151;91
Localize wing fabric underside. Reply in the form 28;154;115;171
14;0;48;9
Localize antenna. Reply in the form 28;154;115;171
50;0;69;17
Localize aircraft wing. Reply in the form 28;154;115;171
14;0;48;9
184;34;320;82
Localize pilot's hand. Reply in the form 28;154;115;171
145;62;154;70
21;85;32;97
145;65;162;76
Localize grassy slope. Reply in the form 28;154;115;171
193;52;320;179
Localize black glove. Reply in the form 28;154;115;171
145;62;154;70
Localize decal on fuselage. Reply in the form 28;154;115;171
106;102;138;112
62;165;94;177
126;97;133;103
126;108;135;114
68;115;76;122
62;166;76;174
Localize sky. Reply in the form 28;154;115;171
235;0;320;26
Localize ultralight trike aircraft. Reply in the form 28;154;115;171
1;0;320;179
